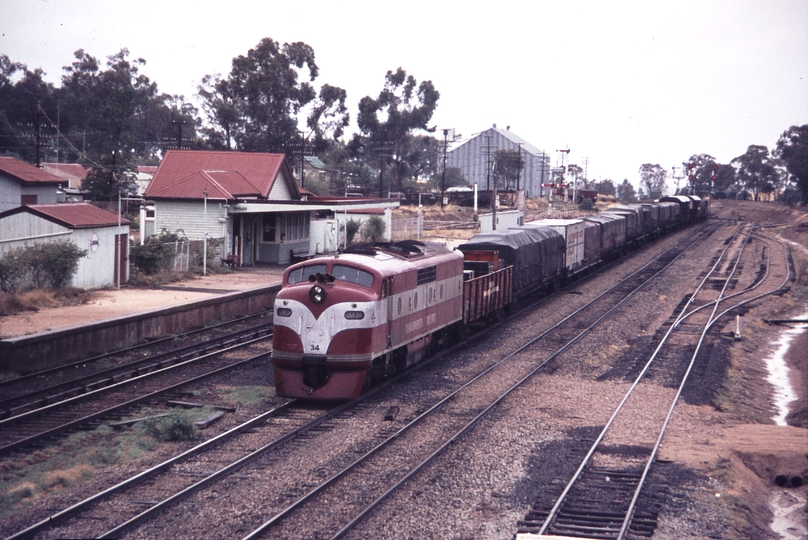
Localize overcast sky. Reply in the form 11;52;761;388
2;0;807;192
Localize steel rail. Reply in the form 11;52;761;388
0;336;272;455
0;323;272;419
615;228;791;539
536;223;751;537
5;401;295;540
241;226;717;540
0;310;270;391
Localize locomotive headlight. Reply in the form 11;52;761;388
276;307;293;317
344;310;365;320
309;284;327;303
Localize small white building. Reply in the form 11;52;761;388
0;203;130;289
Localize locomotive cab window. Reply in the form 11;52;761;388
288;264;328;284
332;265;374;287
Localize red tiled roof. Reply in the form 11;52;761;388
0;203;130;228
138;165;158;174
0;156;63;184
144;150;296;200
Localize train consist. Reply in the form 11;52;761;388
271;195;709;400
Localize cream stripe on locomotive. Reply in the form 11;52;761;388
273;274;463;359
274;298;379;358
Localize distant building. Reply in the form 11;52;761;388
0;156;66;212
136;165;158;196
42;162;90;190
446;125;550;198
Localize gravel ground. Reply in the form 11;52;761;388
1;200;806;540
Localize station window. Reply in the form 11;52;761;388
263;214;276;242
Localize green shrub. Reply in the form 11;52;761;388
131;231;181;275
27;242;88;289
363;216;386;242
346;219;361;246
578;198;595;211
139;409;199;441
0;247;26;293
0;241;86;291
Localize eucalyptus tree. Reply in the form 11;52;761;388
776;124;808;204
638;163;667;200
357;67;440;195
617;179;637;203
0;54;59;163
60;49;160;199
682;154;735;195
198;38;349;158
730;145;781;201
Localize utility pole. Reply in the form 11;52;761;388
172;119;187;150
441;129;449;209
516;143;523;192
440;128;461;209
203;188;208;277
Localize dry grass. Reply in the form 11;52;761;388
0;287;95;316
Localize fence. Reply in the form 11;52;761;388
391;216;423;241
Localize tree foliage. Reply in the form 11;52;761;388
775;124;808;205
730;145;781;201
357;67;439;194
494;149;524;191
362;216;387;242
617;179;637;203
592;179;616;196
638;163;667;200
682;154;735;195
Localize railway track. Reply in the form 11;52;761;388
0;314;272;421
0;311;271;407
8;221;763;540
4;226;715;540
516;225;792;540
0;327;273;455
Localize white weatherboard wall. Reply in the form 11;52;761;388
0;211;128;289
152;200;227;241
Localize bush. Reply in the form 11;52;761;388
28;242;88;289
346;219;361;246
578;198;595;211
0;242;86;292
362;216;387;242
0;247;26;293
139;409;199;442
131;231;181;275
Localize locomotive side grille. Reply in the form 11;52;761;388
417;265;437;285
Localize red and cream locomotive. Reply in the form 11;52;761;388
271;240;464;400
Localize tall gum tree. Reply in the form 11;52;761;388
638;163;667;200
357;67;439;195
776;124;808;205
61;49;157;199
731;145;781;201
223;38;318;153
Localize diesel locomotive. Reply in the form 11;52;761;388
271;196;708;400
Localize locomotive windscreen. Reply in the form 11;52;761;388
332;264;374;287
288;263;328;284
